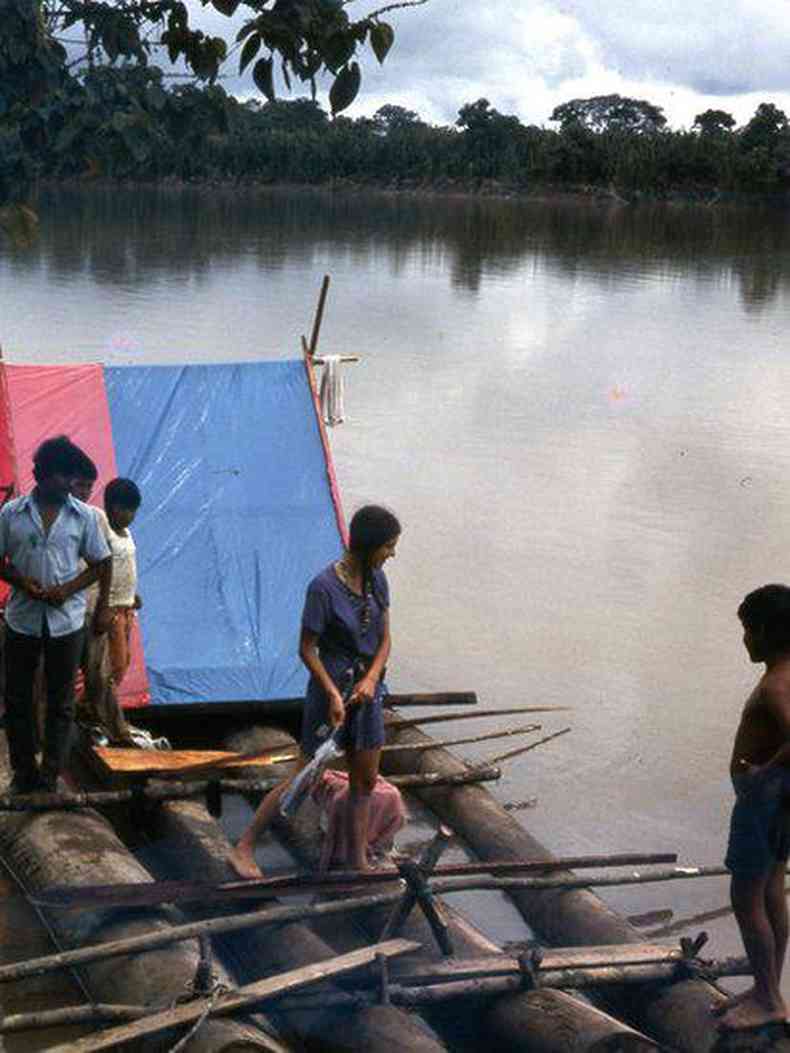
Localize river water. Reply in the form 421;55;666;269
3;186;790;1011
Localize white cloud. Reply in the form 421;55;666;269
158;2;790;130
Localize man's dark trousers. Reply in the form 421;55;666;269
4;623;84;786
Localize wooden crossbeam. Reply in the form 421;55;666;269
372;944;685;987
42;939;420;1053
33;852;678;911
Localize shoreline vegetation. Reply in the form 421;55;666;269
8;63;790;213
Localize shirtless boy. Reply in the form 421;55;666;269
720;584;790;1030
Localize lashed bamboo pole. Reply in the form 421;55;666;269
476;726;571;768
388;705;571;730
0;765;501;813
0;1003;148;1033
43;939;420;1053
0;952;752;1035
34;852;681;911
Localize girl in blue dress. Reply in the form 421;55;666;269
230;505;401;877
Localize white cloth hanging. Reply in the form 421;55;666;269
319;355;345;426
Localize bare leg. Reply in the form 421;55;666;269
346;747;381;871
720;871;787;1030
229;757;307;879
766;862;789;983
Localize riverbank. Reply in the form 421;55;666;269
38;174;790;209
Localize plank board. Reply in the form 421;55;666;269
92;747;294;778
43;938;420;1053
394;944;683;986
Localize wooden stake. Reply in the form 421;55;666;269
381;826;454;941
383;692;478;707
478;726;571;768
42;939;420;1053
388;705;572;730
308;274;330;356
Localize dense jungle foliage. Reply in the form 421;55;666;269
2;0;790;244
22;73;789;200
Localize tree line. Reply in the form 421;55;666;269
26;73;790;199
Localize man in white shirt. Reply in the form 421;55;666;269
0;436;111;792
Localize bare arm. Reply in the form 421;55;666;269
91;557;113;634
299;627;345;727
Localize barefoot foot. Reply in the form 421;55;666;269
228;844;263;880
719;994;786;1032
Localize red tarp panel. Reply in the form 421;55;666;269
2;365;149;706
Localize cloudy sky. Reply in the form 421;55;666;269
184;0;789;130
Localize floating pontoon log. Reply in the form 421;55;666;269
34;852;680;911
225;724;663;1053
0;747;288;1053
143;789;447;1053
43;939;421;1053
381;713;731;1050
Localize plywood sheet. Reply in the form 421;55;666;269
92;746;295;778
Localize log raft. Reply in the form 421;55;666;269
0;736;289;1053
379;713;733;1052
223;723;660;1053
141;789;449;1053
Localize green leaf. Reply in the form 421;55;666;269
281;58;291;92
252;56;275;102
370;21;394;64
238;32;261;74
211;0;239;14
329;61;360;115
322;30;355;73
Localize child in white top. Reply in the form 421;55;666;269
102;478;142;688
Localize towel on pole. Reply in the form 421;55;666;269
319;355;345;426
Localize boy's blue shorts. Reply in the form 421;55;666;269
725;773;790;877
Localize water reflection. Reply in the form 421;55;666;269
3;188;790;309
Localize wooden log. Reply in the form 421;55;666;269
143;790;448;1053
224;724;663;1053
381;714;730;1051
0;736;288;1053
43;940;421;1053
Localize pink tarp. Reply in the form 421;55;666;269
0;364;149;706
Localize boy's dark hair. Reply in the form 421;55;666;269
738;584;790;652
32;435;84;484
104;478;141;512
73;448;98;482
